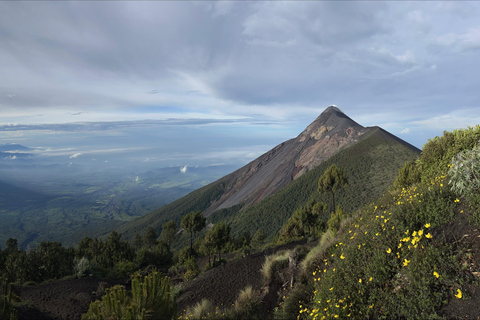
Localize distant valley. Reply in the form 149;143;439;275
0;148;237;249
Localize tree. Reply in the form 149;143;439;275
161;220;178;248
318;164;348;212
181;211;206;252
208;222;230;261
201;232;216;268
132;233;143;251
144;227;158;249
251;230;266;248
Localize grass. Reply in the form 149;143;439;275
299;230;336;277
261;251;290;286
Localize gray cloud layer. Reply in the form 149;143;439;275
1;1;480;150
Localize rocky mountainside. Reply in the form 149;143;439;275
203;106;369;215
115;106;420;240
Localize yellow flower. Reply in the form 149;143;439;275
403;259;410;266
455;289;462;299
418;230;424;236
386;248;392;254
340;253;345;259
425;233;433;239
369;277;373;282
359;278;362;283
454;198;460;203
433;271;440;278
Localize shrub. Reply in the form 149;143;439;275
1;279;18;320
233;285;261;319
74;257;93;278
420;126;480;183
183;256;199;281
82;270;176;320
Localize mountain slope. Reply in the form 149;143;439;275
116;106;420;240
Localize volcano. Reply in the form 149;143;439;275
116;106;420;239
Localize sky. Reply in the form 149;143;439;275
1;1;480;170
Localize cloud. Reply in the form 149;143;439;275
434;28;480;53
69;153;82;159
180;165;188;174
400;128;410;134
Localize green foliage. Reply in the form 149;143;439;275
274;283;313;320
250;230;266;249
143;227;158;249
326;206;344;233
222;128;420;241
82;270;176;320
181;211;206;250
391;159;421;191
299;229;335;276
298;170;465;319
161;220;178;248
318;164;348;212
183;256;199;281
135;241;172;269
233;285;261;320
279;201;328;243
449;144;480;195
1;279;18;320
207;222;231;261
74;257;93;278
117;180;226;241
420;125;480;183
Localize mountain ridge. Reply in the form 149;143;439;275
115;106;420;240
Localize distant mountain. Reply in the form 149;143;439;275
0;143;34;160
0;143;33;152
116;106;420;240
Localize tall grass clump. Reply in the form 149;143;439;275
261;251;290;286
185;299;214;320
300;229;335;276
233;285;261;319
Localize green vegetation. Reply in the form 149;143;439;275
275;125;480;319
217;127;420;241
181;211;206;251
1;278;17;320
318;164;348;212
82;270;176;320
261;251;290;286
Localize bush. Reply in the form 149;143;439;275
183;256;199;281
74;257;93;278
233;285;261;320
82;270;176;320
